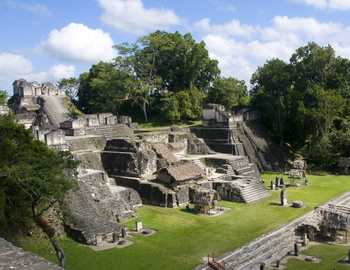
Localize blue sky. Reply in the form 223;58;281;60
1;0;350;93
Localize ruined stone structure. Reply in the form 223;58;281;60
60;113;133;138
195;191;350;270
0;237;62;269
192;104;287;171
193;188;219;214
288;159;307;179
8;81;271;248
9;79;139;247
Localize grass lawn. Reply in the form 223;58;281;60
19;174;350;270
285;243;350;270
137;120;202;130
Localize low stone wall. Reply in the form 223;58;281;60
66;135;106;152
85;124;133;138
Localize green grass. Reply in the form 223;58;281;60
19;174;350;270
286;243;350;270
137;120;202;130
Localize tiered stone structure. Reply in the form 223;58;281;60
9;79;139;247
8;80;272;249
192;104;287;171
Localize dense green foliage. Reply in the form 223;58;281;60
75;31;221;123
251;42;350;169
19;173;350;270
207;77;249;109
76;62;133;114
0;115;77;230
0;90;7;105
132;31;220;92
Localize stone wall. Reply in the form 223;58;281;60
13;79;64;97
113;176;194;207
102;139;157;178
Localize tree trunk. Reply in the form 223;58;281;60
32;206;65;268
142;101;148;122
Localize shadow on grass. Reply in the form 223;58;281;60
269;202;282;206
179;208;198;215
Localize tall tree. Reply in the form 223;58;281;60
131;31;220;92
76;62;133;114
251;42;350;169
0;115;78;266
251;58;291;144
207;77;248;110
0;90;7;105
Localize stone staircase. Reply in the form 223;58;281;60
238;179;270;203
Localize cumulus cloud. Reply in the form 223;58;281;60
195;18;256;38
292;0;350;10
0;53;33;80
24;64;76;82
43;23;116;63
0;52;75;92
195;16;350;84
98;0;181;35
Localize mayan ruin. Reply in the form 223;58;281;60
2;2;350;270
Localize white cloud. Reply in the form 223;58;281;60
24;64;76;82
98;0;181;35
195;18;256;38
0;53;33;80
49;64;75;80
44;23;116;63
293;0;350;10
0;52;75;92
196;16;350;84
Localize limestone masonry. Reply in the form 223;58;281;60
4;79;282;267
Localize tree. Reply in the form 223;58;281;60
207;77;248;110
58;77;79;102
290;42;337;92
251;59;291;144
76;62;133;114
251;42;350;169
0;90;7;105
129;81;151;122
0;115;78;266
133;31;220;92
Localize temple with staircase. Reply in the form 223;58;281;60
7;80;271;248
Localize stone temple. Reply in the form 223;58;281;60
7;79;271;248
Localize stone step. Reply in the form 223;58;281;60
243;192;270;203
